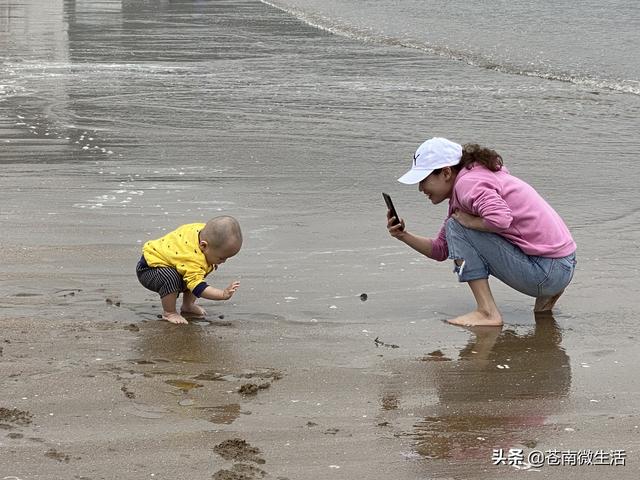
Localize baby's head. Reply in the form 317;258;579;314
199;216;243;266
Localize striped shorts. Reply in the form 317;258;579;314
136;256;185;298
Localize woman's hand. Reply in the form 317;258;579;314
387;209;406;239
452;210;491;231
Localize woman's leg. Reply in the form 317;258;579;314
444;218;559;323
534;290;564;312
448;276;503;326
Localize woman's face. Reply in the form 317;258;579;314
418;168;455;205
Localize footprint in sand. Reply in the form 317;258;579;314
213;438;265;464
44;448;71;463
212;463;269;480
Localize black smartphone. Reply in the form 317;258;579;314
382;192;401;226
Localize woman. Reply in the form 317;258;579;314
387;137;576;326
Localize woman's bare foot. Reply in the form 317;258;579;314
180;304;207;318
162;312;188;324
447;309;503;327
534;289;564;312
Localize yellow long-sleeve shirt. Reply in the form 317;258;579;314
142;223;214;296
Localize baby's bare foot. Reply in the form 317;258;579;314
180;304;207;318
447;310;503;327
162;312;188;324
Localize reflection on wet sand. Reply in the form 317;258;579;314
137;320;233;366
130;319;282;426
383;314;571;463
124;320;246;425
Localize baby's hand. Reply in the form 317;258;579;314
222;280;240;300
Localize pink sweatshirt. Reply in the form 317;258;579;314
429;164;576;261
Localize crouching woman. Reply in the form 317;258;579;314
387;137;576;326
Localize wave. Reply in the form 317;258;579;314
260;0;639;96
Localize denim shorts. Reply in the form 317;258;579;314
445;218;576;298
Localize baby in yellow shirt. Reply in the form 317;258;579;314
136;216;242;324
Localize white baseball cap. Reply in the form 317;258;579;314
397;137;462;184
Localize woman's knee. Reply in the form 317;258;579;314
445;217;470;251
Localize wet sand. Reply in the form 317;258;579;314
1;147;638;479
2;0;640;479
2;230;639;479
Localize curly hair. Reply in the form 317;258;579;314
457;143;503;172
432;143;503;176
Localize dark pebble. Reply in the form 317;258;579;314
360;293;368;301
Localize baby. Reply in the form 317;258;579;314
136;215;242;324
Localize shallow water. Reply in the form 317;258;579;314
264;0;640;94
